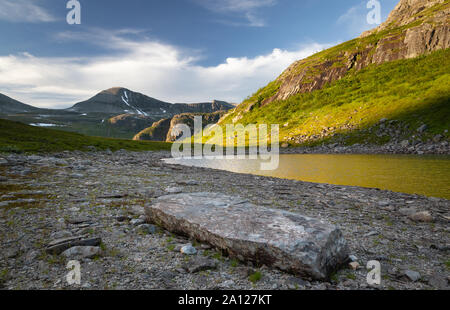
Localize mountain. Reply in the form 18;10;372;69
217;0;450;147
0;93;44;114
0;87;234;139
70;87;234;116
133;111;226;142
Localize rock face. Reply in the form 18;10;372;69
132;118;172;142
145;192;349;280
260;0;449;106
133;111;226;142
108;114;157;133
166;111;226;142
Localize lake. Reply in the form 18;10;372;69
164;154;450;200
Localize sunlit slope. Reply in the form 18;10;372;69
212;48;449;147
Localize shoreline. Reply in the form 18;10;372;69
0;150;449;290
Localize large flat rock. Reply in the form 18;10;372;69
145;192;349;280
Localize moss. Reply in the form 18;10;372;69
248;271;262;284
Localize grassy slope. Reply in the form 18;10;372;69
216;48;450;146
0;119;172;153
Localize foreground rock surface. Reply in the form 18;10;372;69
146;192;349;280
0;150;448;290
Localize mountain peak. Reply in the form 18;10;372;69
361;0;449;37
101;87;130;96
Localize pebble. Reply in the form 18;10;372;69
349;262;360;270
409;211;434;223
61;246;102;260
403;270;421;282
180;244;197;255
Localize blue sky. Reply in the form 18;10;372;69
0;0;399;108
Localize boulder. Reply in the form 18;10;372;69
145;192;349;280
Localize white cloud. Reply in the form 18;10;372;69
194;0;276;27
0;28;329;108
0;0;56;23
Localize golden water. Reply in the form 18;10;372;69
166;154;450;200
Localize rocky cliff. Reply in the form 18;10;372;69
259;0;449;106
132;118;172;142
133;111;226;142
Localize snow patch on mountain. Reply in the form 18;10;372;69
121;90;148;116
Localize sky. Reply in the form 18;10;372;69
0;0;399;108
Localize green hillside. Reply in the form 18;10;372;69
0;118;172;153
218;48;450;146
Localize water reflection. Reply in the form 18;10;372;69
165;154;450;199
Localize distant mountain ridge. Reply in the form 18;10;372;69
70;87;234;116
0;93;44;114
0;87;234;116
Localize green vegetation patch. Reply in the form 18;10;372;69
0;118;172;153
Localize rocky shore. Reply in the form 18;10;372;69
281;139;450;155
0;150;449;290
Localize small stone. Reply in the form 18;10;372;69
349;262;360;270
220;280;235;288
180;244;197;255
66;217;91;225
0;158;8;165
176;180;199;186
130;218;145;226
116;215;129;222
364;231;379;237
403;270;421;282
285;277;308;290
182;257;217;273
348;255;358;262
433;134;443;143
135;224;159;234
417;124;428;133
400;140;409;148
128;206;145;216
165;187;183;194
61;246;102;260
409;211;434;223
281;143;289;148
25;250;40;264
50;230;73;240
